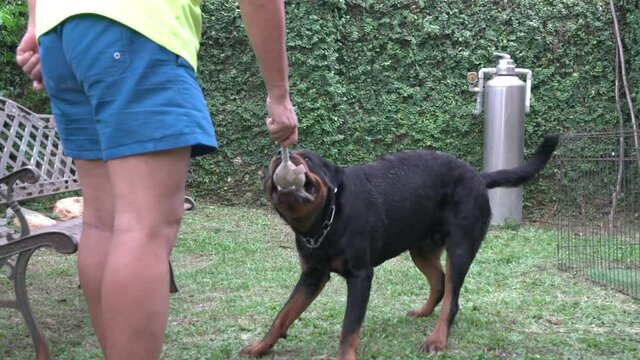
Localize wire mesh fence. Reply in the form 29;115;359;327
555;131;639;299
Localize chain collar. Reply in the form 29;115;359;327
300;186;338;249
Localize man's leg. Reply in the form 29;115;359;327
101;147;190;360
75;159;115;352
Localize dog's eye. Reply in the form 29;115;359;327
303;156;311;162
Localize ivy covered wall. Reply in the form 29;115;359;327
193;0;625;213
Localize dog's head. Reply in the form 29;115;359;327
266;149;342;233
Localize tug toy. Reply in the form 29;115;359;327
272;146;306;191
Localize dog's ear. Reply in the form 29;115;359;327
323;163;344;190
297;150;343;189
264;159;277;197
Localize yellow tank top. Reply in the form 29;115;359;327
35;0;203;71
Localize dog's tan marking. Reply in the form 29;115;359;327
337;329;360;360
299;257;310;272
330;257;346;274
408;246;444;317
420;256;452;352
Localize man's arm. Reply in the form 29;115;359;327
238;0;298;146
16;0;43;91
26;0;36;28
238;0;289;100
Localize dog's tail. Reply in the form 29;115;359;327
480;134;560;189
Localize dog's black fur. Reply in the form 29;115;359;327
241;134;559;359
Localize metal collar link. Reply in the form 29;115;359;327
300;187;338;249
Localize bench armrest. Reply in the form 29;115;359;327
0;166;40;202
0;231;78;259
0;166;40;189
1;167;41;239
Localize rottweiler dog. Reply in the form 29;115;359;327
241;135;559;360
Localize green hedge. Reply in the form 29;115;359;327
0;0;50;111
194;0;623;210
2;1;638;216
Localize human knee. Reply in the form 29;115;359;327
115;205;183;250
82;210;115;236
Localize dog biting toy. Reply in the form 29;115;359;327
272;146;306;191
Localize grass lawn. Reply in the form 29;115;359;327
1;204;639;359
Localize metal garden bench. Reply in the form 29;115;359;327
0;97;181;359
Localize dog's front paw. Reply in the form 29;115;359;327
240;341;272;358
406;308;432;318
418;337;447;353
335;354;356;360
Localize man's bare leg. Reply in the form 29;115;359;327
75;160;115;352
100;147;190;360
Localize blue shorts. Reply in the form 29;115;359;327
38;15;217;160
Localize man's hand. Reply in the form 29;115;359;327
266;95;298;146
16;27;44;91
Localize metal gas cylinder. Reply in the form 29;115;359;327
467;53;532;225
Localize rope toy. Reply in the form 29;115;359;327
272;146;306;190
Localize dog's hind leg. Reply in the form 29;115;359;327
419;227;484;353
407;244;445;318
241;269;330;358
